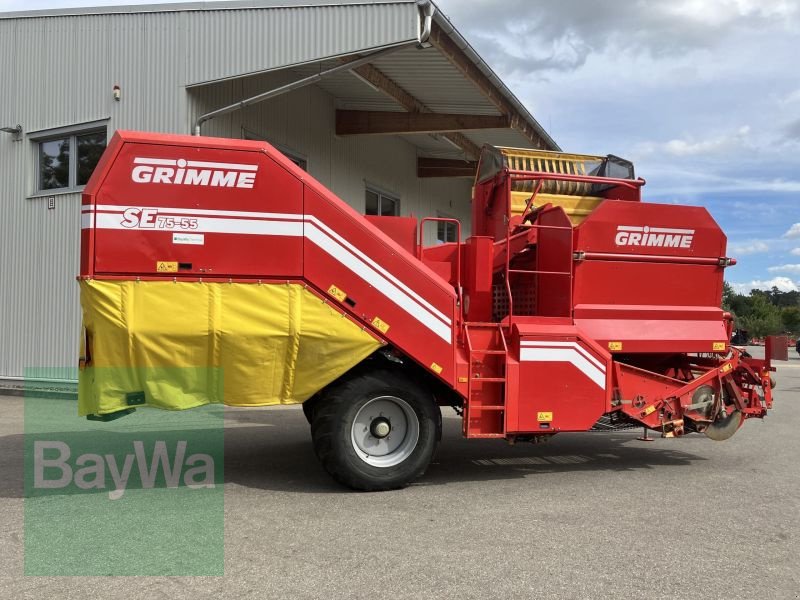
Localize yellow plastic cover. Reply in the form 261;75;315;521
500;147;606;225
78;280;383;416
510;191;603;226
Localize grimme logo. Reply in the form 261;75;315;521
131;157;258;189
33;440;215;500
615;225;695;249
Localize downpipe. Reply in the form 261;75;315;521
417;0;435;46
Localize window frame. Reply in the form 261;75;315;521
364;184;401;217
29;119;109;197
436;211;459;244
241;127;308;171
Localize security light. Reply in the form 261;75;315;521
0;125;22;135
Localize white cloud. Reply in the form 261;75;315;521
638;125;751;158
664;0;799;26
728;240;768;255
732;277;799;293
768;264;800;274
784;224;800;238
790;248;800;256
780;89;800;105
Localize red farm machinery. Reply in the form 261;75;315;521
78;132;784;490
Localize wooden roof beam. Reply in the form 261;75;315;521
337;110;508;136
417;157;477;178
350;62;482;159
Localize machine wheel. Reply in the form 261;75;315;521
301;398;317;424
310;370;440;491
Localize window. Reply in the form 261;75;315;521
437;218;458;243
33;124;107;193
241;127;307;171
365;186;400;216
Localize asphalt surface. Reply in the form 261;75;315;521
1;346;799;599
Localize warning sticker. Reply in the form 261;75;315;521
537;412;553;422
371;317;390;334
327;285;347;302
156;261;178;273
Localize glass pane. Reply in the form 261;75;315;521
39;138;70;190
76;131;107;186
380;195;398;216
437;221;447;242
437;221;456;243
365;190;379;215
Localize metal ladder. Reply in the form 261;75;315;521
463;322;508;438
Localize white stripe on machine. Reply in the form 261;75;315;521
519;341;606;389
82;205;453;343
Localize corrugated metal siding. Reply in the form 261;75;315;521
0;12;193;380
185;3;418;85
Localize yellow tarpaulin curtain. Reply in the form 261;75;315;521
78;280;382;416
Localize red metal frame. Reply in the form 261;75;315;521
79;131;781;444
508;170;647;191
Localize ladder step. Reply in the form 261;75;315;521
471;405;505;411
470;350;506;355
468;433;506;439
472;377;506;382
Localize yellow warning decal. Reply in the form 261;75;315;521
327;285;347;302
720;363;733;374
156;261;178;273
713;342;727;351
371;316;390;334
458;376;468;383
608;341;623;351
430;363;443;374
644;405;656;416
537;411;553;422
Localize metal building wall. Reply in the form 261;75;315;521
0;2;452;380
0;10;198;380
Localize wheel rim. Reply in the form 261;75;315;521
350;396;420;468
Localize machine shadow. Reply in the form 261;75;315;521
220;410;708;493
0;410;709;498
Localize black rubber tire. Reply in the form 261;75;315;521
310;369;440;491
301;398;317;424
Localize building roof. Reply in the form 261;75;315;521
0;0;559;155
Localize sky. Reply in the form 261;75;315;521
2;0;799;293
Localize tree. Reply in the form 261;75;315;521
738;294;783;338
722;281;736;313
781;306;800;335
